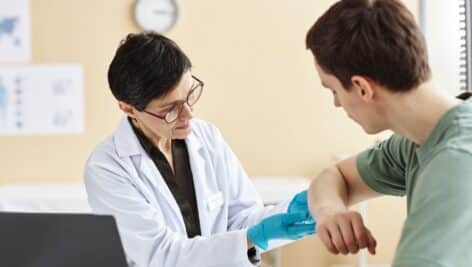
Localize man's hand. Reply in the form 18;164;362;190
316;210;376;255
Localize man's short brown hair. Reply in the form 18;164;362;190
306;0;431;92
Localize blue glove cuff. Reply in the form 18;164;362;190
247;224;269;250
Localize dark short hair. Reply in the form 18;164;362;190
107;32;192;110
306;0;431;92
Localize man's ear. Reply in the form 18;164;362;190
118;101;137;118
351;75;375;102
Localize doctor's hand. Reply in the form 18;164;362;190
316;210;376;255
247;212;316;250
288;190;315;224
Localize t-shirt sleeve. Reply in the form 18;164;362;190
356;135;415;196
392;149;472;267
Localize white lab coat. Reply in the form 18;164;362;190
84;118;290;267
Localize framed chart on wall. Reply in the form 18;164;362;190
420;0;472;96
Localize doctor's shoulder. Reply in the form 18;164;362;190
86;131;119;161
83;135;130;184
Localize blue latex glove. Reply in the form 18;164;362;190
288;190;315;224
247;212;316;250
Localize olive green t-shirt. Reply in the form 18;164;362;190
357;100;472;267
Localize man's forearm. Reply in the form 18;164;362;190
308;165;349;220
307;161;378;256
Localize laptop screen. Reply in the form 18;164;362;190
0;212;128;267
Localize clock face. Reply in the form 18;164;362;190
135;0;178;33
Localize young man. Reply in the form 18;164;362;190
305;0;472;266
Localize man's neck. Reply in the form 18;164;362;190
383;84;461;145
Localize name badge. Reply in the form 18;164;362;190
207;192;224;211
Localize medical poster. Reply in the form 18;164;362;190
0;65;83;134
0;0;31;63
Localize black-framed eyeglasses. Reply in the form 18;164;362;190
142;75;204;123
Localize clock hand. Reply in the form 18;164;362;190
153;10;175;15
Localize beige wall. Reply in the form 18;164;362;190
0;0;418;266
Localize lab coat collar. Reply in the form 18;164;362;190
114;117;143;158
185;120;204;155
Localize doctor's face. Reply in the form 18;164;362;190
136;71;201;140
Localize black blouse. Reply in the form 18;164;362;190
129;118;201;237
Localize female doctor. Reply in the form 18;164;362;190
84;32;315;267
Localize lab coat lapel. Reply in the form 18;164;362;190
186;130;212;237
139;156;184;225
115;117;185;231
